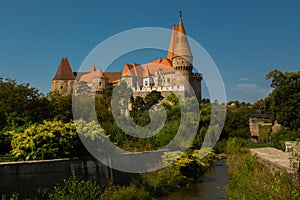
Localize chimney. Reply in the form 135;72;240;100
90;65;96;72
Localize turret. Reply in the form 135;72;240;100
172;11;193;82
52;57;75;95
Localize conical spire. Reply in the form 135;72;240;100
172;11;193;58
167;24;177;59
178;10;186;34
53;57;75;80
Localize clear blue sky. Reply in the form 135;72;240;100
1;0;299;103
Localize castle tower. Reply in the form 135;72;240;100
52;57;75;95
172;11;194;95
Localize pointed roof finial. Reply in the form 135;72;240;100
179;10;183;25
172;10;192;58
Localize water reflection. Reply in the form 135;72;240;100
158;159;228;200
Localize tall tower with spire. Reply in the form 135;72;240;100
171;11;202;101
172;11;193;81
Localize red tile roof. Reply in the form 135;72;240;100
121;59;174;78
103;72;122;83
122;63;144;77
80;69;106;82
53;57;75;80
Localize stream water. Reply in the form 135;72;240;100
158;159;228;200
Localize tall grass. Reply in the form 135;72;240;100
226;150;300;199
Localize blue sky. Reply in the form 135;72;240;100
0;0;299;103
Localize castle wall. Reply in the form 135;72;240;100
191;78;202;102
89;78;108;94
52;80;74;95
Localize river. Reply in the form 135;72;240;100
158;159;228;200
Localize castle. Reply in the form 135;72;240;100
52;12;202;101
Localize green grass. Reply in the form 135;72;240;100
226;153;300;199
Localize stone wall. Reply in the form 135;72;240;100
52;80;74;95
0;157;135;198
250;148;297;174
249;118;281;143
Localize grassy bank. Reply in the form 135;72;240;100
226;146;300;199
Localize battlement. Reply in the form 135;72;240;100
192;73;203;80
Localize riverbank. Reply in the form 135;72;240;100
92;149;216;200
1;149;216;200
158;159;228;200
226;152;300;199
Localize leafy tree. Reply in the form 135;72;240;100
265;69;300;130
47;91;73;122
95;95;113;123
144;91;164;109
103;84;114;99
166;92;179;106
0;78;49;128
222;106;250;139
130;91;164;126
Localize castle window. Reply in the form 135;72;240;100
99;82;102;87
60;85;63;89
167;78;170;83
145;81;148;86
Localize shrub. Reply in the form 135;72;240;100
213;139;227;153
8;120;81;160
272;127;300;150
141;167;185;197
49;174;101;200
100;183;150;200
225;137;249;154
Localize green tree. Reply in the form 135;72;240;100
0;78;49;128
265;69;300;129
144;91;164;109
222;106;250;139
47;91;73;122
130;91;164;126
